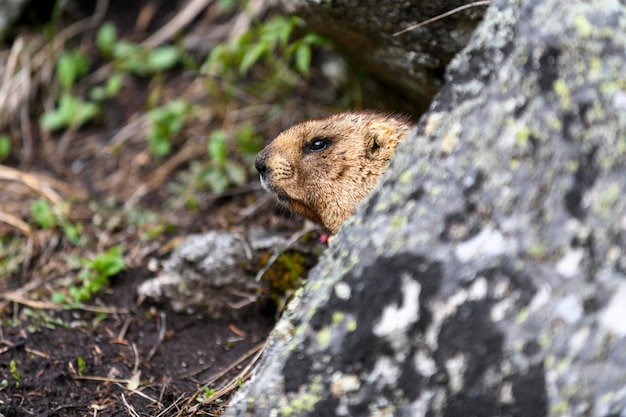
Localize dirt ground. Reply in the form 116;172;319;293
1;270;275;416
0;1;411;415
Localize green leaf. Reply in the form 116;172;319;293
301;33;328;46
149;136;171;158
88;246;125;277
31;199;56;229
77;356;86;375
40;110;66;131
207;130;227;164
239;42;268;74
56;50;90;89
147;100;189;157
40;93;100;131
0;134;10;160
217;0;236;11
147;46;181;72
105;73;123;97
294;44;311;75
96;22;117;57
61;221;82;245
89;86;107;102
75;102;100;126
51;291;67;304
261;16;293;48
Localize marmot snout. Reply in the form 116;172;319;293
255;111;414;234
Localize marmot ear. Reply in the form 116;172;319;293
366;121;397;159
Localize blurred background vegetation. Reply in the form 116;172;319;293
0;0;395;305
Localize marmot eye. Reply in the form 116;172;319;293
307;137;329;153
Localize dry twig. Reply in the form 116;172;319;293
393;0;493;37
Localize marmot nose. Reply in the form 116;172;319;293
255;149;268;174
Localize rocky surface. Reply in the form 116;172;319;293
280;0;486;110
225;0;626;415
138;229;318;318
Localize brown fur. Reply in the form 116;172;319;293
255;111;414;234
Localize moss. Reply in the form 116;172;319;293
516;127;530;148
574;14;593;38
281;377;324;416
261;250;309;305
549;400;570;415
592;182;619;218
399;170;412;184
391;214;408;230
317;326;331;349
332;311;344;324
347;319;357;332
527;243;548;259
516;307;530;323
554;79;571;109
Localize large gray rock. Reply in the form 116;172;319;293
225;0;626;415
280;0;486;109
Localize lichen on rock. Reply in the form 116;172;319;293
225;0;626;415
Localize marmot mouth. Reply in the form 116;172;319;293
260;174;292;205
259;174;272;193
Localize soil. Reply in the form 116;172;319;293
1;270;275;416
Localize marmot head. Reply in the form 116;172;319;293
255;111;413;234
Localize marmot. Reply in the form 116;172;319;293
255;111;414;234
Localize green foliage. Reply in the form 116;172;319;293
89;73;123;102
22;307;70;331
57;246;125;304
31;199;56;229
10;359;20;387
0;134;11;160
0;236;25;276
96;22;117;57
56;50;90;90
97;22;182;77
40;92;100;132
113;42;181;76
42;22;185;133
195;127;259;194
147;99;192;158
30;199;83;244
77;356;86;375
197;386;217;403
40;49;100;131
203;15;328;96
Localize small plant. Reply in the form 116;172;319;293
200;129;247;194
202;15;328;98
205;16;325;78
96;22;182;77
77;356;86;375
52;246;125;304
10;359;21;387
147;99;192;158
30;199;83;244
0;134;11;160
197;386;217;403
40;49;100;131
88;73;123;102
